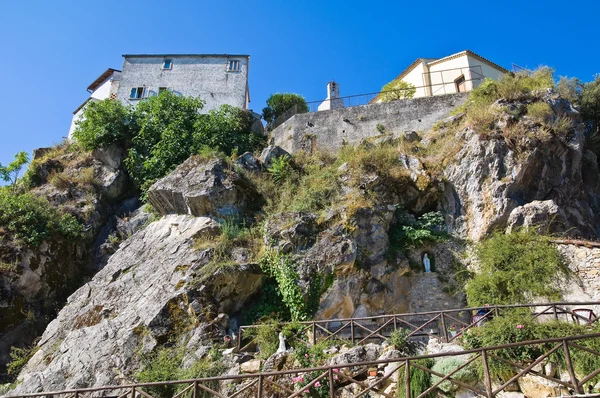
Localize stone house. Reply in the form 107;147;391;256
372;50;508;101
69;54;251;139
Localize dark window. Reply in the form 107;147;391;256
163;59;172;69
227;60;240;72
129;87;146;99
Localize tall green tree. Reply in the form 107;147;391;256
580;75;600;133
380;79;416;102
262;93;309;125
73;99;136;150
0;151;29;190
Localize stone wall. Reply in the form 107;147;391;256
271;93;468;154
557;244;600;311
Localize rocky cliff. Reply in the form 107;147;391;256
5;88;600;394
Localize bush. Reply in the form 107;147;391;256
389;210;448;253
0;190;82;246
526;102;554;124
580;75;600;133
466;229;570;306
430;356;477;393
267;156;294;185
387;329;411;352
136;347;224;398
397;358;434;398
262;93;309;125
7;342;39;377
73;99;135;150
462;314;600;386
0;151;29;189
380;80;416;102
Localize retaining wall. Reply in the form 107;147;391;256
271;93;469;154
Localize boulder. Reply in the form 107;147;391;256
517;374;570;398
91;143;125;170
262;352;288;372
148;156;259;218
259;145;290;169
329;344;381;368
240;359;262;374
234;152;262;173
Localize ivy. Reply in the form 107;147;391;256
259;249;308;321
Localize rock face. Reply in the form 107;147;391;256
444;122;600;240
9;215;263;394
148;156;260;218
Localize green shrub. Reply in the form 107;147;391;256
380;79;417;102
267;156;294;185
387;329;411;353
496;67;555;101
248;318;280;359
466;103;498;133
430;356;477;393
580;75;600;133
389;210;448;256
73;99;136;150
466;229;570;306
462;314;600;387
0;151;29;190
397;358;435;398
526;102;554;124
0;190;82;246
7;342;39;377
136;347;224;398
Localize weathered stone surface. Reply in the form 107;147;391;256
262;352;288;372
259;145;290;168
92;143;125;170
9;215;261;394
240;359;262;373
234;152;262;173
329;344;381;368
517;374;570;398
148;156;259;218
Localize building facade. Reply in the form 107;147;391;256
68;68;121;139
115;54;250;111
373;50;508;102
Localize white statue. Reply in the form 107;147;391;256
423;253;431;273
276;332;287;354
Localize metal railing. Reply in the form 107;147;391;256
238;302;600;351
10;333;600;398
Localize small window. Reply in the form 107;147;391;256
129;87;147;99
158;87;174;94
455;75;467;93
226;60;240;72
162;59;172;69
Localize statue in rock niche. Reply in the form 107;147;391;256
276;332;287;354
423;253;431;273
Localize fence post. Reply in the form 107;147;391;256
440;312;448;343
238;328;243;351
311;323;316;345
131;386;136;398
350;321;355;344
494;305;499;318
193;380;198;398
563;340;582;394
393;316;397;332
405;360;411;398
553;304;558;320
328;368;335;398
258;375;263;398
481;349;493;398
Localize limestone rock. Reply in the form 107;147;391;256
259;145;291;169
240;359;262;374
234;152;262;173
329;344;381;368
148;156;259;218
262;353;288;372
9;215;261;394
517;374;570;398
92;143;125;170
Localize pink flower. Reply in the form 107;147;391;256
305;353;309;358
516;324;524;329
333;375;338;380
304;389;310;393
314;382;321;387
333;368;339;373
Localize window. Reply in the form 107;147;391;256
129;87;147;99
162;59;173;69
158;87;174;94
226;60;240;72
455;75;467;93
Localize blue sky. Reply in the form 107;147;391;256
0;0;598;167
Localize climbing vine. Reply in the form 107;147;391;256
259;248;308;321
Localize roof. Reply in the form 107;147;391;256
122;54;250;58
428;50;509;73
87;68;121;92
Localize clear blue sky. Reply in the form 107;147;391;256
1;0;598;167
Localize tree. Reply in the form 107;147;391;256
0;151;29;190
73;99;136;150
580;75;600;133
380;79;416;102
262;93;309;125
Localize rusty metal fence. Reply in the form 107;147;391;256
238;301;600;351
10;333;600;398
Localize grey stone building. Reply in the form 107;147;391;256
115;54;250;112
